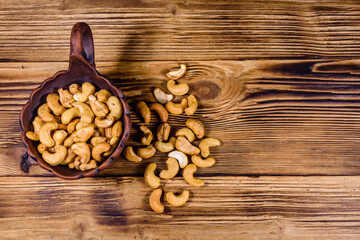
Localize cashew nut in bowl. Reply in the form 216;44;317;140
37;143;47;154
68;156;81;170
149;188;164;213
39;121;58;147
58;88;74;108
137;144;156;159
136;101;151;123
166;64;187;80
92;142;111;161
199;138;221;158
52;130;68;146
32;116;44;134
57;123;67;130
168;150;188;168
26;131;39;141
105;127;112;139
175;127;195;142
72;102;94;124
157;123;171;141
124;146;142;163
38;103;57;122
167;80;189;96
153;88;173;104
159;157;179;179
191;155;215;168
166;190;190;207
71;142;91;164
88;95;109;117
61;107;80;124
73;82;96;102
95;89;112;102
140;125;153;145
110;120;123;145
72;125;95;143
90;136;107;147
165;98;187;115
144;162;161;188
184;95;198;116
107;96;123;120
69;83;81;94
186;119;205;139
79;160;97;171
149;103;168;122
46;93;66;115
42;145;67;166
155;137;176;152
183;164;204;187
60;148;76;165
175;136;200;155
95;116;115;128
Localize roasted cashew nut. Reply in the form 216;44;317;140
168;150;188;168
68;156;81;170
137;144;156;159
166;190;190;207
60;148;76;165
165;98;187;115
71;142;91;164
175;127;195;142
67;118;80;133
95;116;115;128
73;82;95;102
52;130;68;146
124;146;142;163
140;125;153;145
184;95;198;116
72;102;94;124
92;142;111;161
32;116;44;134
191;155;215;168
153;88;173;104
61;107;80;124
95;89;112;102
90;136;107;147
159;157;179;179
42;145;67;166
58;88;75;108
166;64;187;80
105;127;112;138
149;103;168;122
144;162;161;188
26;131;39;141
155;137;176;152
37;143;47;154
167;80;189;96
136;101;151;123
149;188;164;213
57;123;67;130
47;93;66;115
39;121;58;147
157;123;171;141
175;136;200;155
110;120;123;145
89;95;109;117
183;164;204;187
79;159;97;171
107;96;123;120
199;138;221;158
69;83;81;94
38;103;57;122
186;119;205;139
72;125;95;143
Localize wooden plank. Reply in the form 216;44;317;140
2;0;360;61
4;60;360;176
0;176;360;239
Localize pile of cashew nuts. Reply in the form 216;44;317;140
26;82;123;171
124;64;221;213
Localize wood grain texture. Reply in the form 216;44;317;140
1;176;360;239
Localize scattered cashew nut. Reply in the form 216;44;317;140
159;157;179;179
157;122;171;141
149;103;168;122
155;137;176;152
153;88;173;104
168;150;188;168
137;144;156;159
140;125;153;145
124;146;142;163
166;190;190;207
149;188;164;213
167;80;189;96
144;162;161;189
199;138;221;158
175;127;195;142
175;136;200;155
165;98;187;115
183;164;204;187
184;95;198;116
191;155;215;168
186;119;205;139
136;101;151;123
166;64;186;80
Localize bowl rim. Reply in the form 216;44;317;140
19;54;132;179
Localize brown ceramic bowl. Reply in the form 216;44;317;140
19;22;131;179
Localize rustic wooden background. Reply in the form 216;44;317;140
3;0;360;239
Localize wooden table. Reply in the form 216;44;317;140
2;0;360;239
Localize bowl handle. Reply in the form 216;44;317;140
70;22;95;68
